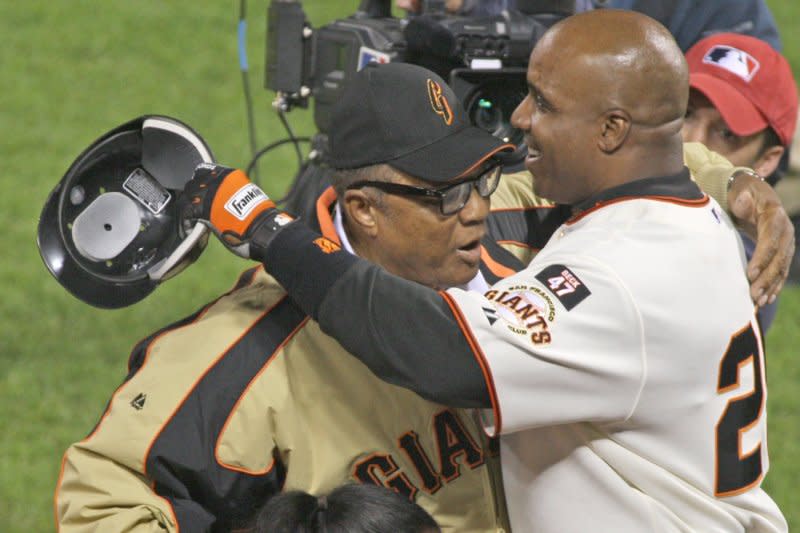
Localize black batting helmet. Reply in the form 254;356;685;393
38;115;214;309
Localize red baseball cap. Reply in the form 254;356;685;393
686;33;798;146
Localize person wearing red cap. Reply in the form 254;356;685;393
684;32;798;186
683;32;798;331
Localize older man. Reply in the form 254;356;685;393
54;63;524;532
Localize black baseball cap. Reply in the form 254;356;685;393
327;62;515;182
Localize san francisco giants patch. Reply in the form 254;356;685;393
535;264;590;310
484;284;555;345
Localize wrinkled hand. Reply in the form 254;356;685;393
180;164;295;260
728;172;795;306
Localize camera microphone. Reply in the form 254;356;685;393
404;15;458;60
356;0;392;18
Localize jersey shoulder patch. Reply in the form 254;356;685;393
534;264;591;310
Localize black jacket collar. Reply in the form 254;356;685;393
572;167;703;215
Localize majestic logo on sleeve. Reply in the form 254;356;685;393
224;183;268;221
481;306;499;326
427;79;454;125
535;264;591;310
703;45;760;82
130;393;147;410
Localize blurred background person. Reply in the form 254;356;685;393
684;33;796;185
396;0;782;52
598;0;782;51
683;32;798;330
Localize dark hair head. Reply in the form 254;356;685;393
252;483;440;533
330;163;397;201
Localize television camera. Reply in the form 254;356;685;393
36;0;578;310
262;0;575;217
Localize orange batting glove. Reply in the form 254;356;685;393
180;164;295;259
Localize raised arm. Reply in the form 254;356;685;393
180;166;492;407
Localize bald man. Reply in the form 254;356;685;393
183;9;787;532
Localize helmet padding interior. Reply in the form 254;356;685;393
71;192;141;262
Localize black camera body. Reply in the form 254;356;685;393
265;0;573;218
266;0;573;146
308;16;407;134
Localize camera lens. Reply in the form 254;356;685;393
473;99;503;132
465;78;526;147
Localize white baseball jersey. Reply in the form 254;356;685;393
447;172;787;532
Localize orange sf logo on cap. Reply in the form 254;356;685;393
427;79;453;126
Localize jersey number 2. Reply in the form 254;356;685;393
715;323;764;497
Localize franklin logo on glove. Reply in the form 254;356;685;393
225;183;268;220
180;164;295;260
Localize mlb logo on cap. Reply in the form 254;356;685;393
686;32;799;146
702;45;760;83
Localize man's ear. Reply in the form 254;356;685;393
598;109;631;153
753;145;785;179
342;189;380;237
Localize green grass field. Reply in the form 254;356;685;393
1;1;798;531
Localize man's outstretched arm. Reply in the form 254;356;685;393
181;166;491;408
270;225;492;408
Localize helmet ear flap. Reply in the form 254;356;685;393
141;116;214;190
37;115;215;309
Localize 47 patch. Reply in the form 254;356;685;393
535;264;590;310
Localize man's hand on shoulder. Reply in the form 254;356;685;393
180;164;295;261
728;169;795;306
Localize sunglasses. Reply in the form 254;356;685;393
346;164;503;216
